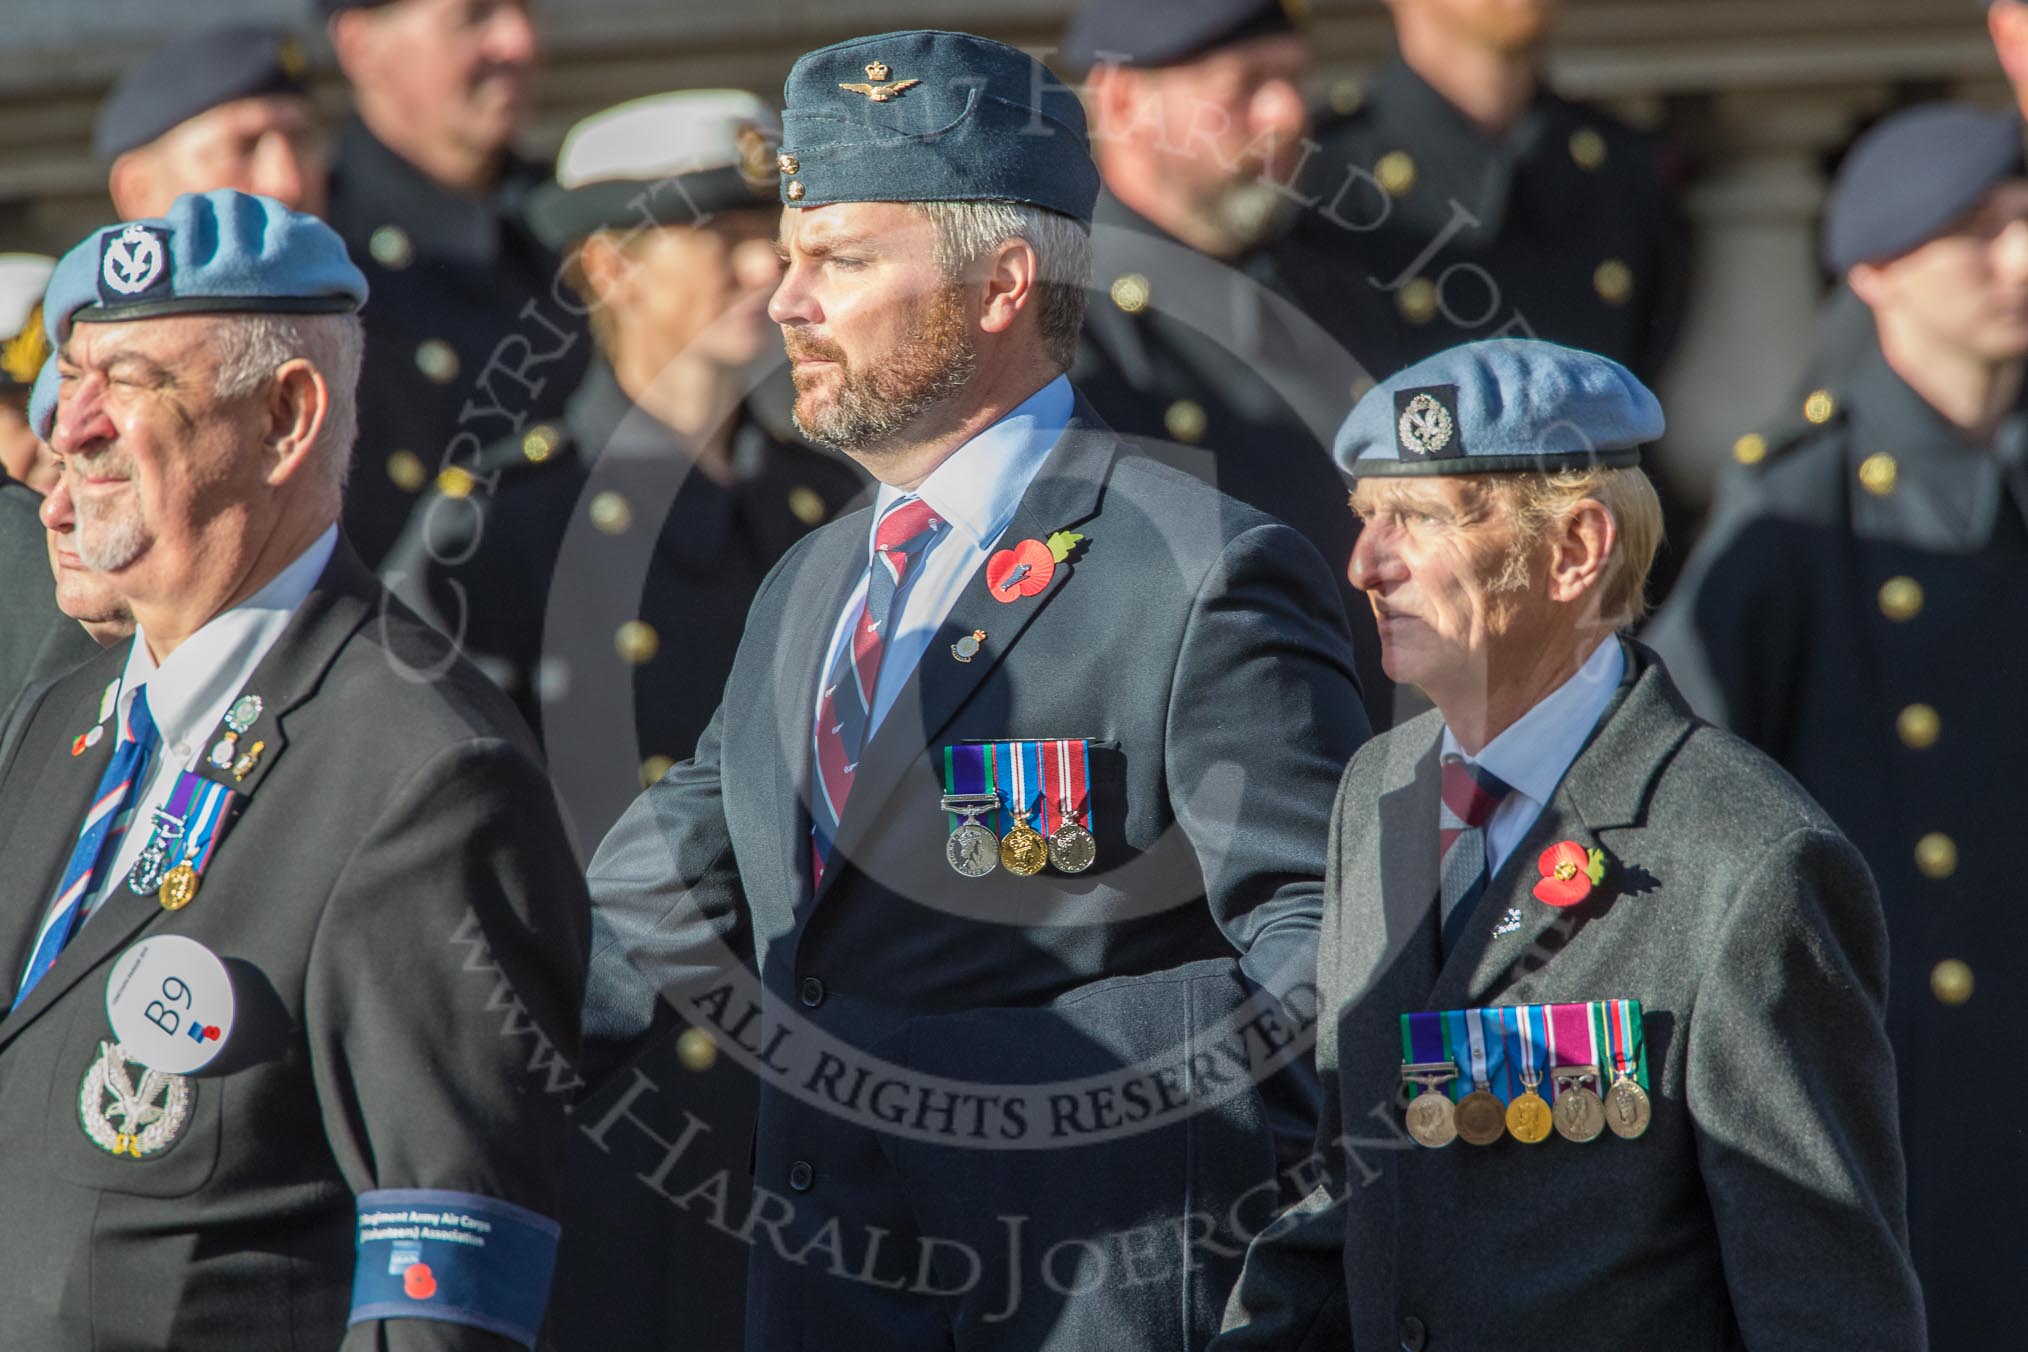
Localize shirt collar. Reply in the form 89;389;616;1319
871;374;1075;550
1441;636;1624;806
118;526;338;749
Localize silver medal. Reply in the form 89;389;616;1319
940;792;1001;878
1047;821;1097;873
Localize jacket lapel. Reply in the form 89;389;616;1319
0;539;380;1055
812;408;1115;903
1435;641;1691;1008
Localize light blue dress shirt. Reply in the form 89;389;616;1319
1439;636;1625;879
814;375;1074;739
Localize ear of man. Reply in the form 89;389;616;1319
1545;498;1616;607
973;237;1039;338
261;358;330;489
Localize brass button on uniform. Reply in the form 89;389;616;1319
1914;832;1958;880
615;620;660;666
1594;259;1633;306
639;755;676;788
676;1028;717;1071
1397;277;1439;324
1328;77;1364;116
1803;389;1837;425
1164;398;1207;444
1732;433;1768;466
1896;703;1940;750
777;151;799;175
589;490;632;535
1858;453;1898;496
368;225;412;269
1931;959;1975;1007
1375;150;1417;197
435;465;476;500
415;339;459;384
1570;128;1609;171
788;485;827;526
1878;576;1924;622
786;180;806;201
1109;273;1150;314
386;450;427;493
522;424;560;463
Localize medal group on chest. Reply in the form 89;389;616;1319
1401;1000;1651;1148
938;739;1098;879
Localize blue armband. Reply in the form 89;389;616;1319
349;1188;561;1349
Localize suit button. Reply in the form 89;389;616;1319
1399;1315;1427;1351
788;1160;815;1192
799;977;826;1008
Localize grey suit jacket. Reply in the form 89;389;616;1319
0;473;97;709
0;541;589;1351
584;400;1370;1351
1216;641;1925;1352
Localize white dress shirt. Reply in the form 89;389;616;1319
1439;636;1625;880
81;525;337;920
813;375;1074;738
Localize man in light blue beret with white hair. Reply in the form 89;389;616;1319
0;188;589;1351
1216;339;1926;1351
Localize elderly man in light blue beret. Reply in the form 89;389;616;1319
0;188;590;1352
1215;338;1926;1352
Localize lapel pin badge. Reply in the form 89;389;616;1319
1492;908;1523;938
951;629;987;663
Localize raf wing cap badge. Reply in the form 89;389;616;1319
840;60;921;102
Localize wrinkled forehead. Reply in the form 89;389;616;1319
60;314;222;373
1351;473;1505;517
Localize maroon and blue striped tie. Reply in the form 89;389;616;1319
1438;754;1512;956
13;687;158;1010
810;497;944;886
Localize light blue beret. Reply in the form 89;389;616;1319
1334;339;1664;479
779;29;1101;225
43;190;366;346
27;354;57;441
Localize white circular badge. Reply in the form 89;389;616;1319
105;935;236;1075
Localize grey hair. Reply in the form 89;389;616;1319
915;201;1091;371
212;311;364;504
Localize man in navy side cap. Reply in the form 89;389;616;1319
581;27;1368;1352
1218;338;1923;1351
97;24;324;219
0;189;588;1351
1650;103;2028;1349
1061;0;1406;730
321;0;589;569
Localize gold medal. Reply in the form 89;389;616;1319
1606;1074;1652;1139
1552;1066;1605;1143
1506;1089;1552;1144
158;863;200;912
1455;1089;1505;1146
1405;1086;1457;1148
1000;817;1048;876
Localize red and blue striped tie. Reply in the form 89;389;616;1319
810;497;944;886
1438;753;1512;956
13;686;159;1010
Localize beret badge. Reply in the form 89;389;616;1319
99;224;170;303
1396;388;1459;459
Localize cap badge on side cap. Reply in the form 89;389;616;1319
99;225;170;302
735;124;779;191
278;37;307;80
840;61;921;102
1396;387;1461;459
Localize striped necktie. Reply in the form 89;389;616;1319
810;497;944;886
1437;753;1513;957
13;687;159;1010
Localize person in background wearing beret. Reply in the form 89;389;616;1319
384;93;863;1352
582;28;1368;1351
1216;339;1924;1352
1649;104;2028;1350
0;255;104;719
1288;0;1695;594
323;0;590;568
96;24;325;220
0;190;588;1350
1061;0;1404;731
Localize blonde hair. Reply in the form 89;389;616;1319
1494;466;1664;629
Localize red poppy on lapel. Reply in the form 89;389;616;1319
987;538;1055;601
1533;840;1607;907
